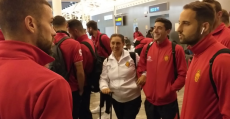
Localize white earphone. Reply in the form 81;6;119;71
201;27;205;35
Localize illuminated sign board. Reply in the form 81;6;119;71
149;3;169;13
104;15;113;20
115;16;125;26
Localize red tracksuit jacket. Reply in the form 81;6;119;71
212;23;230;49
137;38;187;105
135;36;153;49
181;34;230;119
91;31;112;58
133;31;143;39
0;41;73;119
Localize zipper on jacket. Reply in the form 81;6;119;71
154;46;160;101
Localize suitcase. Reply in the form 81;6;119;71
99;92;113;119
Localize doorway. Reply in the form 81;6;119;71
150;14;169;27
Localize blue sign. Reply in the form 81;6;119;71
149;3;169;13
150;7;160;12
116;22;122;26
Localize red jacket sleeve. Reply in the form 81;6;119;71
34;79;72;119
101;35;112;55
80;44;88;71
137;44;148;78
213;54;230;118
171;45;187;91
133;33;135;39
72;40;83;63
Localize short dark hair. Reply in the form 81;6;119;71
68;19;84;32
221;9;229;24
110;34;125;43
0;0;50;34
203;0;222;12
53;15;66;27
183;1;215;31
86;20;98;30
155;18;172;30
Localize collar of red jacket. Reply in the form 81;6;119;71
0;30;5;41
0;40;54;66
54;32;69;43
76;34;89;42
188;34;216;55
212;23;225;35
92;30;101;42
156;38;170;47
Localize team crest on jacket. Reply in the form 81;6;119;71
164;55;169;61
195;70;201;82
125;61;130;67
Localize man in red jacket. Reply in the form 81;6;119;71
177;1;230;118
221;9;229;27
68;19;95;119
0;0;73;119
87;20;112;119
86;20;111;58
133;36;152;55
137;18;187;119
0;30;4;41
53;16;85;119
203;0;230;49
133;27;143;39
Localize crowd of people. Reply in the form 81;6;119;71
0;0;230;119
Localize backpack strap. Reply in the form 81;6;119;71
99;34;109;55
209;48;230;100
80;41;97;59
129;52;136;68
172;42;178;80
145;41;154;57
56;36;69;46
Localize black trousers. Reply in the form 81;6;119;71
72;91;81;119
79;86;93;119
144;99;180;119
100;92;111;114
112;96;142;119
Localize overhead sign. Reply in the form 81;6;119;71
115;17;123;22
149;2;169;13
115;16;125;26
104;15;113;20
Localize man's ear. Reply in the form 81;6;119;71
217;10;223;19
24;16;36;33
167;29;171;34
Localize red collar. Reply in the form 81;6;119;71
54;33;69;43
76;34;89;42
212;23;225;35
155;38;170;47
0;41;54;66
188;34;217;55
92;30;101;41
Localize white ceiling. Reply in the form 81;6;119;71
60;0;155;20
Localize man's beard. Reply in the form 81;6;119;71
180;27;203;46
36;28;53;56
88;31;93;36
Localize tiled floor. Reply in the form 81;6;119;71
90;87;184;119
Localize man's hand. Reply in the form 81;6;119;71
136;75;146;86
101;88;111;94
